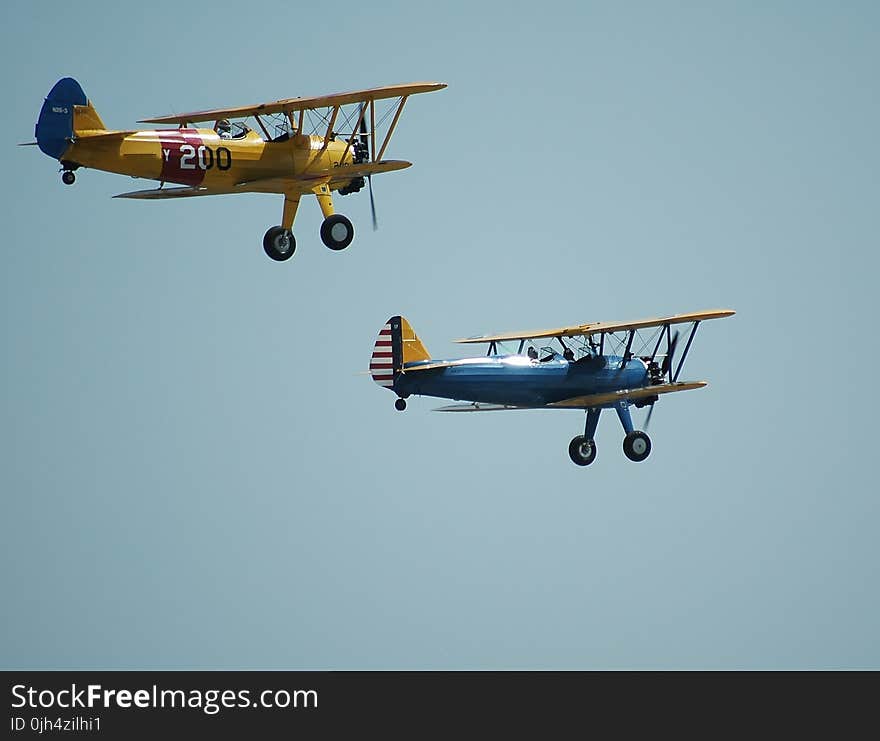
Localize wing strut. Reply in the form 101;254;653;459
620;330;635;369
649;329;665;363
338;103;369;166
672;321;701;382
254;115;271;140
323;106;341;146
375;96;409;161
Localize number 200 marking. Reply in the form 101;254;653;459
179;144;231;171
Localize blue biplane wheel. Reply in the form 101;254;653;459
320;214;354;251
61;170;76;185
622;431;651;462
569;436;597;466
395;398;407;411
263;226;296;261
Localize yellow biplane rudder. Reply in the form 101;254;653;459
35;77;108;160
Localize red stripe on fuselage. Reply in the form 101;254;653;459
158;129;207;186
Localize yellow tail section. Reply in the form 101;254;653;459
73;102;107;135
400;317;430;363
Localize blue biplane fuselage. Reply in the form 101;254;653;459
394;353;648;407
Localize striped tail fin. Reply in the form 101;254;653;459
370;316;430;390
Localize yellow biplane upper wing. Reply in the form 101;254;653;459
454;310;736;344
139;82;447;125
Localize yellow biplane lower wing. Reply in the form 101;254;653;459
113;160;412;199
236;160;412;192
433;381;707;412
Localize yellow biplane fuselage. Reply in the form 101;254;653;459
65;130;358;191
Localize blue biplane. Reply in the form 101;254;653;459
370;310;734;465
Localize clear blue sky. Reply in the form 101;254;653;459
2;0;878;668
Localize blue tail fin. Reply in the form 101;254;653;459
35;78;88;160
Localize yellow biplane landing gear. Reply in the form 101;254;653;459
320;214;355;251
61;170;76;185
262;226;296;262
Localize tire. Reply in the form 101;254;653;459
569;436;597;466
62;171;76;185
320;214;354;251
395;398;407;411
623;431;651;462
262;226;296;261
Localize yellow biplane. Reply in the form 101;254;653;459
29;77;446;261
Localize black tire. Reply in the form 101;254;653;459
262;226;296;261
623;431;651;462
569;436;597;466
320;214;354;251
395;398;407;411
62;171;76;185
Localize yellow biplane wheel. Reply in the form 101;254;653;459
320;214;355;251
568;436;597;466
262;226;296;262
61;171;76;185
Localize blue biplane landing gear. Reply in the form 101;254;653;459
623;431;651;462
616;401;652;462
263;226;296;261
395;398;407;411
569;407;601;466
569;436;597;466
320;214;355;251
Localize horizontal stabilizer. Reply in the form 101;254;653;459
547;381;707;409
402;360;458;373
433;403;532;412
76;129;134;141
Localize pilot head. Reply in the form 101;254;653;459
216;119;232;137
